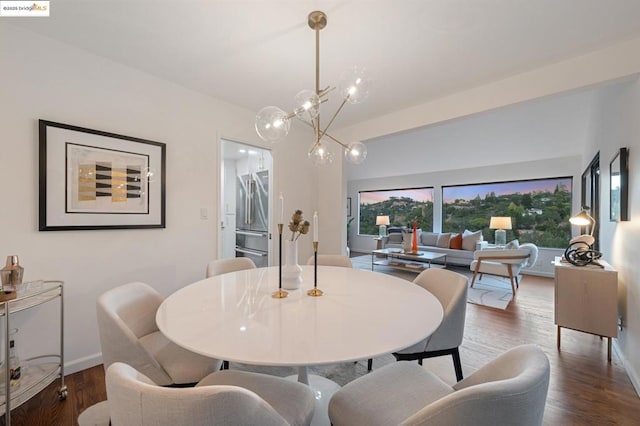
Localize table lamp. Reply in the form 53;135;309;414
376;215;390;237
489;216;512;247
569;208;595;237
565;208;600;265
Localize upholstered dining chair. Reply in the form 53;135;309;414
206;257;256;278
368;268;468;380
305;254;353;268
205;257;257;369
329;344;550;426
470;243;539;294
106;362;315;426
96;282;221;386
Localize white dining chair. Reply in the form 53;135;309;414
329;344;550;426
96;282;221;386
105;362;315;426
305;254;352;268
368;268;468;381
206;257;257;277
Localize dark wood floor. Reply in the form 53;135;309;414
2;272;639;425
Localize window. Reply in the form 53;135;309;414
442;177;572;248
358;187;434;235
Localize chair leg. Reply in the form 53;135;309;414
451;348;463;382
470;260;482;288
507;265;516;294
367;358;373;371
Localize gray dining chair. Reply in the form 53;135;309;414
368;268;468;380
305;254;352;268
206;257;257;278
96;281;221;386
105;362;315;426
329;344;550;426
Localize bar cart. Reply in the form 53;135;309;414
0;281;65;425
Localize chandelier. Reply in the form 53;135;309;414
255;11;371;165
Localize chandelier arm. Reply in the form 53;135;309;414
307;139;321;156
319;95;350;142
318;86;334;98
321;132;349;149
298;120;349;150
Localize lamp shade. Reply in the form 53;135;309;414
376;215;390;226
569;210;594;226
489;216;512;230
569;209;596;236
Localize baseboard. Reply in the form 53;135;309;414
64;353;103;375
613;339;640;398
522;270;554;278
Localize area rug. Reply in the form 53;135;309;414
466;275;514;310
350;254;513;310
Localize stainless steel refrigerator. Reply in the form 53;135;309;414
235;170;269;267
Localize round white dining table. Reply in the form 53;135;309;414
156;265;443;425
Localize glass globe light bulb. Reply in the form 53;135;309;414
294;90;320;120
344;141;367;164
339;66;371;104
308;140;335;166
255;106;290;142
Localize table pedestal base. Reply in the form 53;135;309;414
287;367;341;426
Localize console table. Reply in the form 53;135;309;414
553;257;618;362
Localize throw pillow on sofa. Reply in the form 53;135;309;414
436;233;452;248
449;233;463;249
462;229;483;251
420;232;439;246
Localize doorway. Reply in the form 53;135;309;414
220;139;273;266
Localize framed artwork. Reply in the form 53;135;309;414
39;120;166;231
610;147;629;222
346;197;352;217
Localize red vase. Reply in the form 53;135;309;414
412;222;418;252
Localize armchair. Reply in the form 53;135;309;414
470;243;538;294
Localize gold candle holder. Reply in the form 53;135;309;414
273;223;289;299
307;241;323;297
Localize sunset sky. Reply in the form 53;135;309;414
360;188;434;205
359;178;571;205
442;178;571;204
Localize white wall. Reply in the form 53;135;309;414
0;24;324;373
348;89;594;181
584;76;640;395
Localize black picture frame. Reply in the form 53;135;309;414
610;147;629;222
39;120;166;231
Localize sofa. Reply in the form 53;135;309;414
381;228;487;266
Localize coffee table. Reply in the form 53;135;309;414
372;248;447;273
